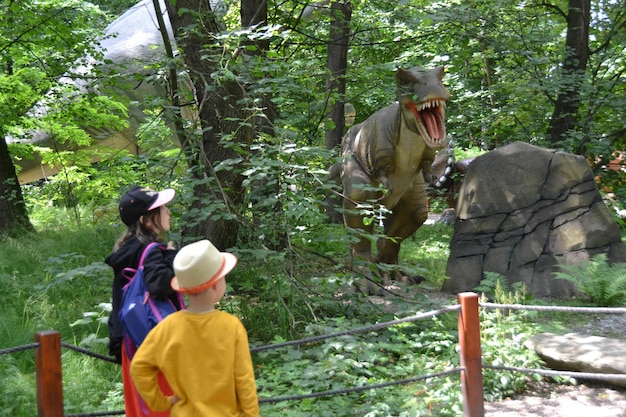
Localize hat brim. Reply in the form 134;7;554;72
171;252;237;294
148;188;175;211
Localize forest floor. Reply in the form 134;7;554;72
484;313;626;416
484;381;626;417
369;270;626;417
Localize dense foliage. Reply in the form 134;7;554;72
1;0;625;233
1;209;553;416
1;0;625;415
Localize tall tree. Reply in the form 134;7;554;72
241;0;277;135
324;0;352;223
0;68;42;233
0;129;32;233
324;0;352;151
164;0;253;250
547;0;591;145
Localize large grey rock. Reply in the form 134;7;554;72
442;141;626;297
526;332;626;388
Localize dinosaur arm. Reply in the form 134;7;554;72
420;147;437;184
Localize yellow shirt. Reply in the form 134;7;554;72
130;310;260;417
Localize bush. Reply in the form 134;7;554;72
553;253;626;307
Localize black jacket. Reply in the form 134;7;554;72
105;237;182;362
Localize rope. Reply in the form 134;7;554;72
484;364;626;382
65;411;125;417
480;303;626;314
250;304;461;353
8;299;626;414
258;367;463;404
434;137;455;188
0;343;39;356
61;342;119;364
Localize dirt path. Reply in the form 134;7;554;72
479;308;626;416
373;285;626;416
484;383;626;417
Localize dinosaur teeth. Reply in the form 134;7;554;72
417;100;444;111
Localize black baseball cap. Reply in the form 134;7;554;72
118;186;175;226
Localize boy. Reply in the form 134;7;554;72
130;239;260;416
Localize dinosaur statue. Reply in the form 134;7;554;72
338;66;450;289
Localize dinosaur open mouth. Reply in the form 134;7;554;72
407;99;447;148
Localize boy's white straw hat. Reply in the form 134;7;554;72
171;239;237;294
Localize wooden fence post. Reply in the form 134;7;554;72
458;292;484;417
35;330;64;417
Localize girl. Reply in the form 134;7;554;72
105;186;183;417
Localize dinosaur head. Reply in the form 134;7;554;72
397;66;450;150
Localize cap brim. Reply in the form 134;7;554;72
171;252;238;294
148;188;175;211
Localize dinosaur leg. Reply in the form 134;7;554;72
341;159;381;293
376;176;429;284
341;158;378;261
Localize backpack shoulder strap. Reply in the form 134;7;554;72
138;242;166;269
122;242;167;285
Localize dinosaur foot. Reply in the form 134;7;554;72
352;275;425;296
387;268;425;286
352;277;388;296
395;275;426;285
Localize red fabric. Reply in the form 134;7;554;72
122;338;173;417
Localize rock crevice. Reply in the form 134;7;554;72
442;142;626;297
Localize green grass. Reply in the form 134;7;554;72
401;222;453;288
0;210;123;416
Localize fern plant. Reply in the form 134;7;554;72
553;253;626;306
475;271;527;305
475;272;528;322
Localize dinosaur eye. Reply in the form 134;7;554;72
412;94;419;102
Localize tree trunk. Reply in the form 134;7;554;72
324;0;352;224
0;135;34;234
152;0;188;147
164;0;252;250
324;0;352;151
240;0;277;136
547;0;590;147
239;0;291;249
241;0;277;136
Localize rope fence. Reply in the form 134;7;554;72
479;302;626;385
481;303;626;314
250;304;461;353
2;293;625;417
258;368;464;405
483;365;626;383
60;342;120;364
